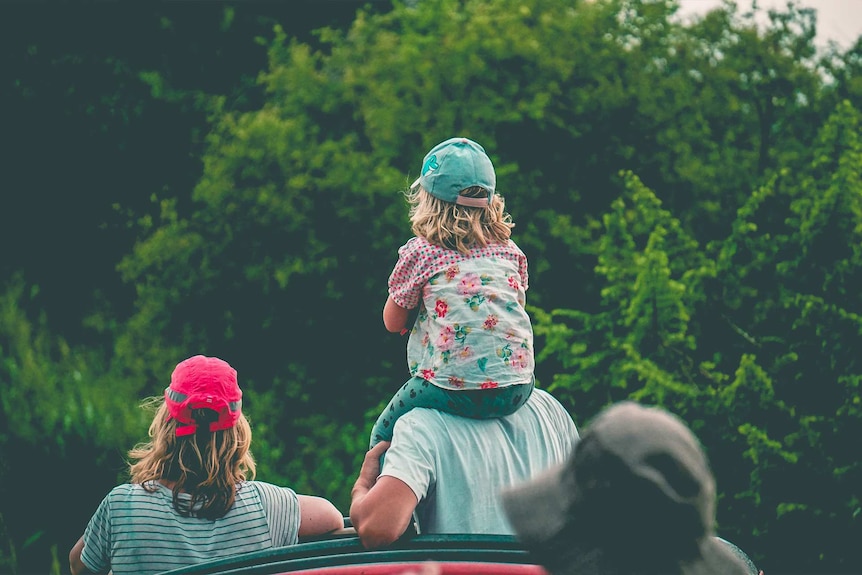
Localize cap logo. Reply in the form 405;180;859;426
422;155;439;176
414;137;496;206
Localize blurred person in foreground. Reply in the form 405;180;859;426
69;355;343;575
501;401;761;575
350;387;579;549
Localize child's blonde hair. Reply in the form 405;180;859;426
408;185;514;254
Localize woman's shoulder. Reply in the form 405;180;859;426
100;482;168;507
242;480;298;499
108;482;154;495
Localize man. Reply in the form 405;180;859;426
349;387;579;549
500;401;757;575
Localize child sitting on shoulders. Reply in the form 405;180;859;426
371;136;535;447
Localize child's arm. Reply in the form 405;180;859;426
383;296;411;334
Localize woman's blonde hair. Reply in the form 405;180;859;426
128;398;256;520
408;186;514;254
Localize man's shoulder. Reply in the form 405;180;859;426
524;388;568;413
514;388;576;431
397;405;450;427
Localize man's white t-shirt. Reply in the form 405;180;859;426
380;388;579;534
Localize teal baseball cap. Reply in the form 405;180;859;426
411;137;496;207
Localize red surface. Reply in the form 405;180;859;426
284;562;549;575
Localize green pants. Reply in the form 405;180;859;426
369;377;534;448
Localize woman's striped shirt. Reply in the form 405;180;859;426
79;480;300;575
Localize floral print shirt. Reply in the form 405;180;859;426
388;236;534;391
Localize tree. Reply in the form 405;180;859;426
3;0;861;571
534;100;862;572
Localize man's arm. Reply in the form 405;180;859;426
349;441;418;549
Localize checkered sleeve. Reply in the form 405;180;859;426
387;237;427;310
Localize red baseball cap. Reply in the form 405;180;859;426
165;355;243;436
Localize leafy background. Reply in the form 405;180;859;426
1;0;861;573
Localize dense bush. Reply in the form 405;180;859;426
1;0;860;573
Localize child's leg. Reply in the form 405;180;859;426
370;376;457;447
369;379;535;447
443;381;534;419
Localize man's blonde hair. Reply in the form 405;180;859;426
128;398;256;520
408;186;514;254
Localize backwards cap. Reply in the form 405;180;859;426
501;401;749;575
165;355;242;437
411;137;496;207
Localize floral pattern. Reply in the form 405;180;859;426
389;236;534;391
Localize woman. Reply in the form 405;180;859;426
70;355;343;575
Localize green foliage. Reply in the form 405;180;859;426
0;274;153;573
537;171;711;410
536;99;862;569
0;512;16;575
0;275;148;449
239;364;369;514
3;0;862;572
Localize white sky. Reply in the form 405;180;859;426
676;0;862;49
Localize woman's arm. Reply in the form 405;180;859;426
69;536;98;575
296;495;344;538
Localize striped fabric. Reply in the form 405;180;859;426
80;480;300;575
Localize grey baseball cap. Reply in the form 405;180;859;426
411;137;495;207
501;401;751;575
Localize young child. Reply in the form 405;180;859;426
370;136;535;447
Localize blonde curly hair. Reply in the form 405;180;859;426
408;185;514;254
128;398;256;520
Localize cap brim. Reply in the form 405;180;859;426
690;536;754;575
495;535;750;575
501;464;601;575
501;462;570;546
